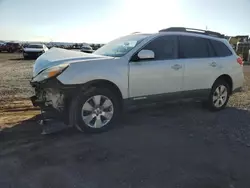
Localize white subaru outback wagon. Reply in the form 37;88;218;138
30;27;244;133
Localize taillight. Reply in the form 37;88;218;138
237;57;243;66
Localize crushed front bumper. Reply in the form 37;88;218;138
30;78;75;134
30;95;44;107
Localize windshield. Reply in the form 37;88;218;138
93;34;149;57
27;44;43;48
82;46;92;50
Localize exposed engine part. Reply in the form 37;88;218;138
43;88;64;111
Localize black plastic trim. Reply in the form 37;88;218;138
124;89;210;107
159;27;225;38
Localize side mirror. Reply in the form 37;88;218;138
137;50;155;60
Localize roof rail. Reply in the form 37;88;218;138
159;27;225;38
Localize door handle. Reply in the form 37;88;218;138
209;62;217;67
171;64;182;70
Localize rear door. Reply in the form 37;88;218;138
179;35;217;95
210;39;243;90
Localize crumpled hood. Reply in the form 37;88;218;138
33;47;112;77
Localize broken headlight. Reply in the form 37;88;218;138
32;64;69;82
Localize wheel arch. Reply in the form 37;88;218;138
213;74;233;94
65;79;124;127
79;79;124;102
64;79;124;114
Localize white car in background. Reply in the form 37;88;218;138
23;44;48;59
80;44;93;53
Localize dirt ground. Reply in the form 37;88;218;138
1;53;250;188
0;53;39;128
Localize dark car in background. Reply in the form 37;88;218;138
0;43;5;52
0;42;22;52
80;44;93;53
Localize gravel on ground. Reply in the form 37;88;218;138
1;53;250;188
0;53;38;129
0;53;34;103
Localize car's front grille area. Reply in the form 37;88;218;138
24;51;42;56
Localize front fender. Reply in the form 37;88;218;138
57;59;129;98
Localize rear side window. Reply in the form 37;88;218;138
179;36;210;58
210;40;232;57
142;35;177;60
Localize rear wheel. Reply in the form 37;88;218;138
207;80;230;111
70;87;121;133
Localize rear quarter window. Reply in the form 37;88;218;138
210;40;232;57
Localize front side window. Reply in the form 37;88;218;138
141;35;177;60
179;36;209;58
94;34;149;57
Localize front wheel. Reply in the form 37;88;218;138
207;80;230;111
70;87;121;133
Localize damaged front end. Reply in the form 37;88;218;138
30;78;73;134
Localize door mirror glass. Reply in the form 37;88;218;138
138;50;155;60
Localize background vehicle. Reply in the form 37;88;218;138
30;27;244;133
229;35;249;49
0;42;6;52
229;35;250;61
23;44;48;59
0;42;22;52
80;44;93;53
236;41;250;61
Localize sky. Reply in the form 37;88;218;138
0;0;250;43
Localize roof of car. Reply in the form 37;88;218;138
159;27;225;38
134;28;225;42
154;31;226;42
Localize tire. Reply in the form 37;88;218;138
207;79;230;111
69;87;122;133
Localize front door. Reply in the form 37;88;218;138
129;35;184;99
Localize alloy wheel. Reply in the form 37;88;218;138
81;95;114;128
212;85;228;108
